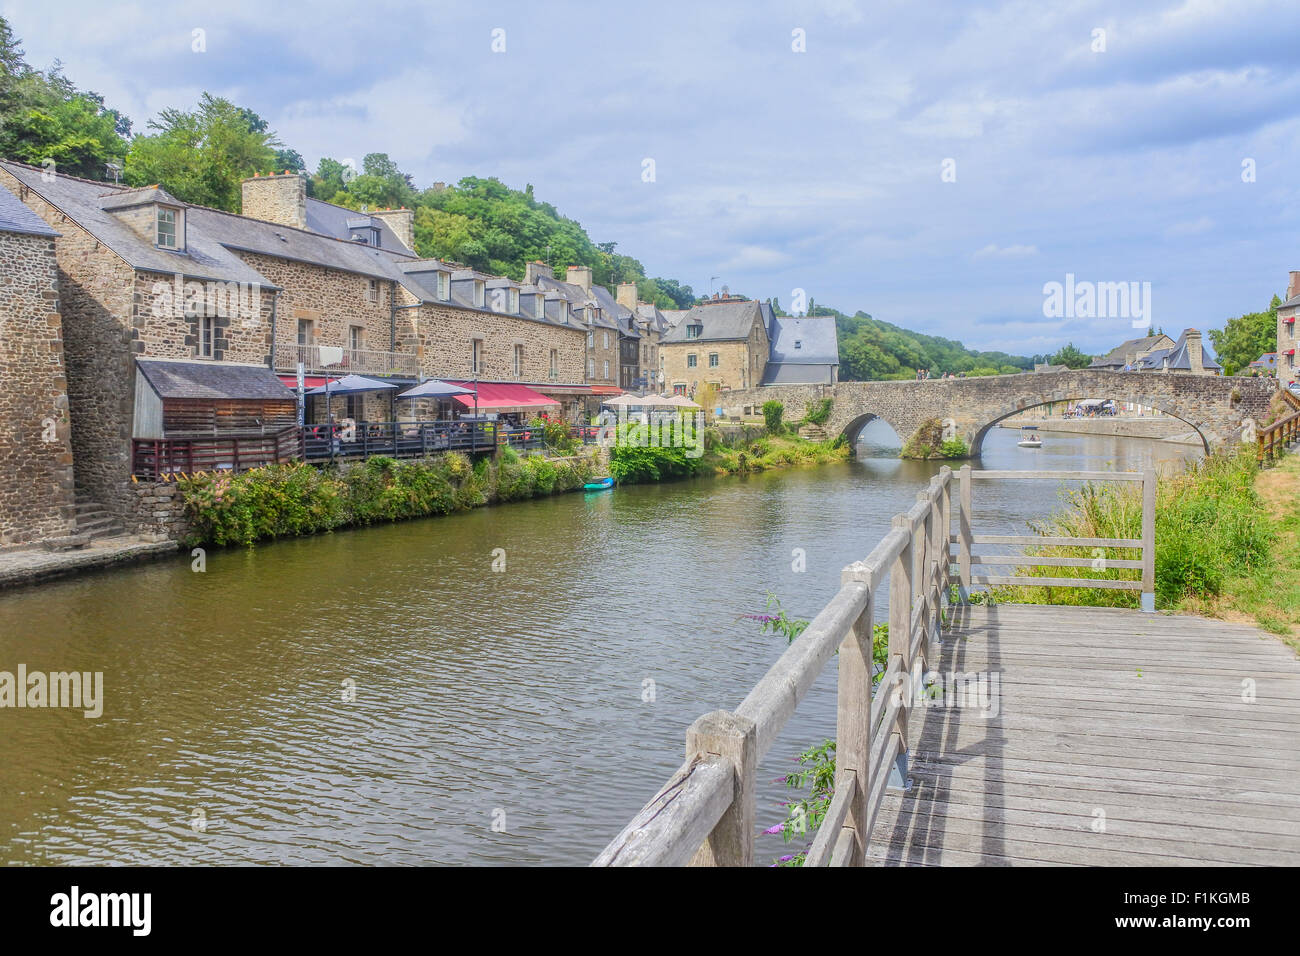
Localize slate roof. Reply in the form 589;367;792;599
0;181;57;237
767;315;839;365
661;300;763;343
305;198;414;255
761;364;837;385
136;359;295;400
1281;294;1300;310
534;275;619;329
1133;330;1222;372
1089;333;1175;368
1;161;269;287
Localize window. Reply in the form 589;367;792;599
587;358;595;378
156;207;177;248
349;326;364;361
346;394;363;420
471;338;483;375
549;348;558;379
297;319;315;346
513;344;524;377
603;360;609;379
474;280;485;308
686;324;702;340
673;384;686;396
508;288;519;313
196;315;214;358
687;354;697;369
602;331;610;349
794;339;803;350
437;272;450;300
535;296;545;319
367;279;379;303
708;353;719;368
642;344;648;362
587;330;594;348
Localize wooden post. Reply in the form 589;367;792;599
685;710;757;866
939;466;953;603
1141;469;1156;612
888;514;913;790
835;578;873;866
957;464;972;603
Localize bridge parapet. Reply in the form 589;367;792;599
721;371;1277;456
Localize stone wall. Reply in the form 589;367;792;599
0;167;139;514
0;229;77;545
396;295;586;385
722;370;1279;455
124;480;191;542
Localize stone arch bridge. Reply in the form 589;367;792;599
722;371;1279;455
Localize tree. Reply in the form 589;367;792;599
1208;295;1280;376
125;93;282;210
1050;342;1092;369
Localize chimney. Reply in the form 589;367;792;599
370;207;415;253
1288;271;1300;301
1184;328;1204;374
566;265;592;291
241;172;306;230
616;282;639;311
525;261;554;284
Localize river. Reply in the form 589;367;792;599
0;426;1200;866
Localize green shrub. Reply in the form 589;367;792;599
762;400;784;434
802;398;833;425
940;438;969;458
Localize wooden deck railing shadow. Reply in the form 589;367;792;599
593;465;1156;867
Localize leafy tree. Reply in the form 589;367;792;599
1208;296;1280;376
125;93;282;210
1050;342;1092;369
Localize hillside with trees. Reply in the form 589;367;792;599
1208;295;1281;376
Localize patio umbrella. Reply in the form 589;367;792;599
601;394;639;407
665;394;701;408
636;394;677;406
306;374;399;395
397;379;475;399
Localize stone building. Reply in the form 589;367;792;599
0;183;77;546
1278;271;1299;384
660;296;770;395
1130;329;1221;375
526;262;621;393
1088;333;1176;371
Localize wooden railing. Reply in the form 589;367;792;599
593;466;1156;867
132;427;302;479
1258;409;1300;464
954;467;1155;611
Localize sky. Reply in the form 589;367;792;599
6;0;1300;357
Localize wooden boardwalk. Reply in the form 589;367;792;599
870;602;1300;866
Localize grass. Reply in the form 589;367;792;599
1182;449;1300;651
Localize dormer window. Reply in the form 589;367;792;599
156;206;179;249
437;272;449;300
686;324;702;340
534;296;544;319
508;288;519;313
474;280;485;308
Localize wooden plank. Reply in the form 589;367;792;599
968;535;1142;548
970;574;1142;590
592;755;732;866
970;554;1145;570
970;469;1144;481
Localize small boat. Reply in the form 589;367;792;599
1018;425;1042;448
583;476;615;491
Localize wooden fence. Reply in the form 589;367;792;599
592;466;1155;867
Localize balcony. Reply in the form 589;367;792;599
275;343;418;378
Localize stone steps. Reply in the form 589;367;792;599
73;494;125;540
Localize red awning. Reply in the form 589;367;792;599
447;382;560;410
1287;349;1296;356
1286;316;1295;323
587;385;624;395
278;374;332;389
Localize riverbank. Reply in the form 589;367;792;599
0;535;179;589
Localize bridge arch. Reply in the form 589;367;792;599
969;396;1212;457
841;412;904;449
